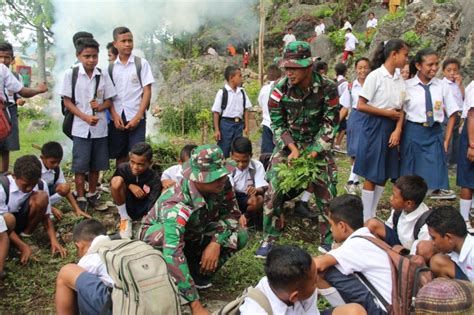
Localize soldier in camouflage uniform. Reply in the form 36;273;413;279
255;41;340;258
139;144;247;315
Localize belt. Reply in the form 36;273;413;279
222;117;242;123
409;121;440;128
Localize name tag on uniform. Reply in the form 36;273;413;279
131;75;139;84
434;100;442;111
97;90;104;99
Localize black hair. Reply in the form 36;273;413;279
265;245;313;292
394;175;427;207
371;39;407;69
231;137;252;155
335;63;348;76
414;48;437;66
180;144;198;161
72;31;93;48
75;37;99;55
113;26;132;41
72;219;106;242
409;57;418;79
0;42;14;57
345;28;352;32
442;58;461;71
426;206;467;238
328;194;363;230
130;142;153;162
368;12;375;16
41;141;63;160
267;64;282;81
13;155;41;182
354;57;371;69
224;65;240;81
106;42;118;56
313;61;328;73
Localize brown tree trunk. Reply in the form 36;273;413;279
36;28;47;83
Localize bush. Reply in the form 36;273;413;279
243;79;261;105
18;106;47;120
279;7;291;24
402;30;422;47
328;29;346;50
149;141;180;171
379;9;406;26
312;6;334;19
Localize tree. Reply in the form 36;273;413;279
1;0;54;83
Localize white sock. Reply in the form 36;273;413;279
86;192;97;198
371;185;385;218
362;189;375;221
460;199;471;221
318;287;345;307
117;204;131;220
49;193;62;205
301;191;311;202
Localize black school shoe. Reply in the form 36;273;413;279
293;201;318;219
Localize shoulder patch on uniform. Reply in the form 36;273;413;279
328;96;339;106
176;207;191;226
270;88;283;103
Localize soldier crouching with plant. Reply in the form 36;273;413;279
139;144;248;315
255;41;340;259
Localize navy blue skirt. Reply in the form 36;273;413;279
346;109;366;157
400;121;448;189
457;123;474;189
353;113;399;184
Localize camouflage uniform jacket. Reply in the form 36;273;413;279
268;71;340;154
141;177;242;302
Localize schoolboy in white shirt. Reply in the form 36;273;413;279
212;65;252;158
0;155;66;265
60;37;116;212
342;28;358;64
315;194;393;315
161;144;197;190
366;175;431;255
239;245;366;315
108;26;155;166
427;206;474;283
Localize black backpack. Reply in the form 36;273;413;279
0;174;44;205
393;209;433;241
61;66;101;139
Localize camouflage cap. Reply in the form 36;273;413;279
280;41;313;68
182;144;235;184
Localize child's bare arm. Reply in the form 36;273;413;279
9;231;32;264
313;254;338;273
18;82;48;98
66;192;91;218
42;216;67;258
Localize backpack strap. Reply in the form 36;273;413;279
220;87;228;113
37;179;44;191
336;78;347;88
241;89;247;113
108;63;115;86
246;287;273;315
94;72;101;99
356;272;390;311
249;160;257;185
413;209;433;240
53;166;61;186
0;175;10;205
71;66;80;104
134;56;142;88
392;210;402;233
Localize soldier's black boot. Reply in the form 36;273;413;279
293;201;317;219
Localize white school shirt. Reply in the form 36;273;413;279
4;71;23;103
462;81;474;118
211;84;252;119
0;64;22;103
329;227;392;308
0;175;51;215
441;77;464;112
79;235;114;287
404;76;459;123
231;159;268;193
258;81;274;128
40;160;66;186
366;18;378;29
359;65;406;110
282;34;296;47
60;64;116;138
161;164;183;182
111;54;155;121
336;75;349;97
385;202;431;254
448;234;474;282
344;33;358;52
239;276;320;315
315;24;325;36
342;21;353;30
340;79;363;109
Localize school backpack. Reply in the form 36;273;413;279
0;100;11;141
213;286;273;315
108;56;142;87
89;236;181;315
354;236;432;315
61;66;101;139
220;87;247;115
392;209;433;241
0;174;44;205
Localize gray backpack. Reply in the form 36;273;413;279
214;286;273;315
90;237;181;315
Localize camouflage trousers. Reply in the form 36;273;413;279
263;148;337;244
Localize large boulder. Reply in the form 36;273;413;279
310;35;336;61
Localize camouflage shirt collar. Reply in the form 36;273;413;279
285;71;322;95
183;178;210;211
